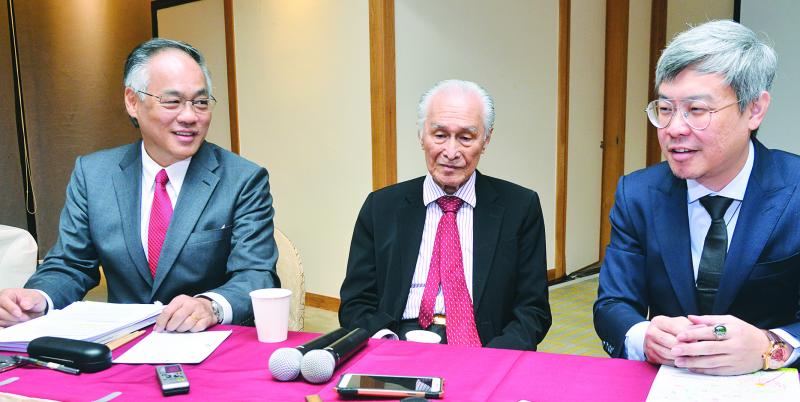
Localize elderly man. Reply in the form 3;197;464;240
0;38;278;332
339;79;551;350
594;20;800;374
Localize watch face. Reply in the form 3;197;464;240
772;346;788;363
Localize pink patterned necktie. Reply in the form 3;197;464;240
148;169;173;278
418;196;481;347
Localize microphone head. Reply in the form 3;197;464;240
300;349;336;384
268;347;303;381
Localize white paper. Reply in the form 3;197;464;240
647;365;800;402
112;330;232;364
0;301;163;352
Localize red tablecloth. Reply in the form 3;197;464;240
0;326;658;401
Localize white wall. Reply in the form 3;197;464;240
395;0;559;270
565;0;605;273
740;0;800;154
233;0;372;298
157;0;231;151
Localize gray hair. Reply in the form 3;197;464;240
417;79;495;140
655;20;776;112
123;38;213;100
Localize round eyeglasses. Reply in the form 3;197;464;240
644;99;741;131
137;90;217;114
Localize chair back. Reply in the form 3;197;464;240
275;228;305;331
0;225;38;289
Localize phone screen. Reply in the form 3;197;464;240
336;373;443;398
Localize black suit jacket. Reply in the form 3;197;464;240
338;172;551;350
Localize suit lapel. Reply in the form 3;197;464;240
472;173;503;309
651;171;697;314
392;181;426;317
112;141;151;285
715;141;790;313
151;142;220;295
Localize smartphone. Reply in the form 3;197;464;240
0;355;21;373
334;373;444;399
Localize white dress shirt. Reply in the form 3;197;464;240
625;141;799;366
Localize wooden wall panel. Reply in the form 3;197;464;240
14;0;151;253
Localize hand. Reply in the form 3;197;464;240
0;288;47;327
644;315;694;366
154;295;216;333
671;314;769;375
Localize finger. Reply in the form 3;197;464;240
687;366;736;376
646;342;676;364
18;293;45;313
672;339;726;357
675;354;728;370
164;308;194;332
677;323;730;343
687;315;728;326
0;295;24;319
189;316;211;333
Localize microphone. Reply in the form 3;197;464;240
300;327;369;384
268;327;350;381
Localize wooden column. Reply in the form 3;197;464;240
368;0;397;190
553;0;571;282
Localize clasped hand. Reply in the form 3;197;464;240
645;314;769;375
154;294;217;333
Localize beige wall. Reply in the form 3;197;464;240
565;0;605;273
624;0;651;174
233;0;372;298
157;0;231;151
666;0;734;42
396;0;559;270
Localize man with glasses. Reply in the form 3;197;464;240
0;38;278;332
594;20;800;374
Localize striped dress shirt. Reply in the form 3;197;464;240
401;172;476;320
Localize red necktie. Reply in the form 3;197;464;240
418;196;481;347
148;169;173;278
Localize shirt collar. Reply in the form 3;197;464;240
423;172;477;207
141;142;191;194
687;140;754;203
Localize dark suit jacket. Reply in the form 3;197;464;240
594;139;800;362
338;172;551;351
26;141;279;324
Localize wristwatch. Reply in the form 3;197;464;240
197;296;224;324
762;330;790;370
209;300;223;324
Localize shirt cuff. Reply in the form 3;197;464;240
770;328;800;367
32;289;54;315
197;292;232;325
624;321;650;361
372;328;399;340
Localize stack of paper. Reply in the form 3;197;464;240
0;301;163;352
647;365;800;402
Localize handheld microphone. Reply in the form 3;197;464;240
300;328;369;384
268;327;349;381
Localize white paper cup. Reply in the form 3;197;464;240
405;330;442;344
250;288;292;343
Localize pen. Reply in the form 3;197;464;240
106;330;146;351
13;355;80;375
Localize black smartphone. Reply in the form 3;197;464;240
335;373;444;399
0;355;21;373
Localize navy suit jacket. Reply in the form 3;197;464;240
594;139;800;362
26;141;279;324
338;172;551;351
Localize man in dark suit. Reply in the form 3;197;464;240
594;20;799;374
0;38;278;332
339;79;551;350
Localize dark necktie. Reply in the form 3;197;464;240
418;196;481;346
695;195;733;315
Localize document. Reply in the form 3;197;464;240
0;301;163;352
646;365;800;402
112;330;232;364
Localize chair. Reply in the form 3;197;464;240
275;228;306;331
0;225;38;289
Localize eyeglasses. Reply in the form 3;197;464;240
644;99;741;130
137;90;217;114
